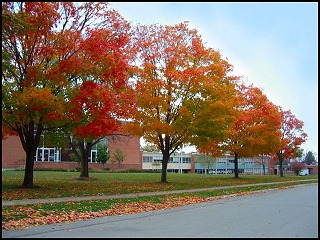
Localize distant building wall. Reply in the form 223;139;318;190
2;135;318;174
2;135;142;171
2;136;25;169
307;163;318;175
108;134;142;170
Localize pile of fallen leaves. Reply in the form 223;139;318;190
2;186;295;230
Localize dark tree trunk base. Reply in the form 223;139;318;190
158;181;169;184
18;185;41;189
74;177;98;181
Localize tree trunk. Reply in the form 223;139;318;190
161;149;169;182
80;156;89;178
277;151;284;177
160;136;170;183
20;122;43;188
261;155;266;175
22;150;36;187
234;152;239;179
79;140;93;178
279;159;284;177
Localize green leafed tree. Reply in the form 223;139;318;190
303;151;316;165
111;147;126;169
96;143;110;169
141;142;159;152
196;153;217;174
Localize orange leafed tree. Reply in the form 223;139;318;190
272;108;307;177
2;2;134;186
124;22;238;182
221;83;283;178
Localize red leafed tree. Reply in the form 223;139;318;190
223;83;283;178
124;22;238;183
2;2;134;187
61;11;135;179
67;79;135;179
273;108;308;177
290;161;306;175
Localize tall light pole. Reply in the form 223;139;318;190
252;157;254;175
179;144;183;174
161;134;165;170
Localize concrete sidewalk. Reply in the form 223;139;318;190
2;180;316;207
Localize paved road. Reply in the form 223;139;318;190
2;183;318;238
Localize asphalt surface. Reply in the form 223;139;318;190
2;182;318;238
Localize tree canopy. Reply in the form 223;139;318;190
2;2;310;186
303;151;316;165
2;2;135;186
124;22;238;182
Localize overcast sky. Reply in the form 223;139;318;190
110;2;318;157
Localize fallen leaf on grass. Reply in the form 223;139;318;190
2;186;297;230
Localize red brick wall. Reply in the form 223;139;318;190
190;154;197;173
33;161;142;171
108;134;142;168
2;136;25;169
307;165;318;175
2;135;143;171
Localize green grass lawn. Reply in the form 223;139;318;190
2;170;318;201
2;170;318;230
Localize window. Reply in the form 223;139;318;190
170;157;180;163
90;150;97;163
143;156;153;163
153;157;163;163
35;148;59;162
217;158;225;163
196;169;206;174
182;157;191;163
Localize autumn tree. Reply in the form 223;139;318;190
124;22;238;183
290;161;306;176
66;80;135;179
273;108;308;177
221;83;283;178
3;2;71;187
2;2;135;187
